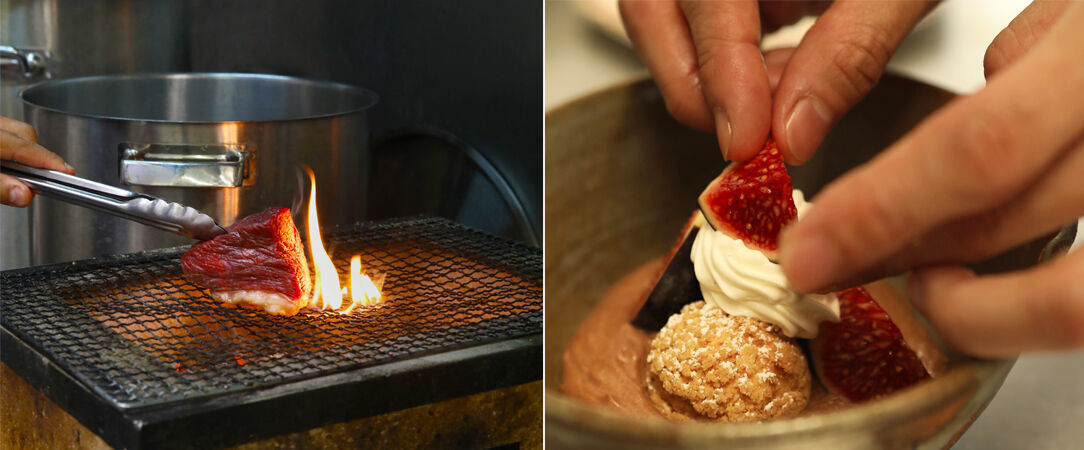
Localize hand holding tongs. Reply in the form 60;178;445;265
1;160;226;240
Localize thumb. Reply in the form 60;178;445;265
984;0;1071;79
1;174;34;207
772;1;935;164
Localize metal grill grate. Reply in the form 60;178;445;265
1;217;541;409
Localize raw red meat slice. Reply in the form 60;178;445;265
697;138;797;258
182;207;312;316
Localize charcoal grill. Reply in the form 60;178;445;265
1;217;541;449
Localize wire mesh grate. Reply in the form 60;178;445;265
1;217;541;408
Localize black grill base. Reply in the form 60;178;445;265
2;328;540;449
1;327;542;450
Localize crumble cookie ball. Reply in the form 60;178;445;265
646;301;811;422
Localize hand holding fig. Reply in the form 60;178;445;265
619;0;935;163
780;2;1084;357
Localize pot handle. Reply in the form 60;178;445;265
120;143;254;188
0;45;51;82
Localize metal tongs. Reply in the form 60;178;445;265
1;160;226;240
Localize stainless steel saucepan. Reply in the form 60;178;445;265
20;73;378;265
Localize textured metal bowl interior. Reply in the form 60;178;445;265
544;76;1046;449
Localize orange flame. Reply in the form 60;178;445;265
302;167;384;314
304;166;343;310
343;255;383;314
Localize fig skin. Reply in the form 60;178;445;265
633;211;705;330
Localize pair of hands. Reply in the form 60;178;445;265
622;0;1084;357
0;116;74;206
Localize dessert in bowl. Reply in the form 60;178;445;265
545;76;1055;448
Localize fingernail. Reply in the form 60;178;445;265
907;272;928;313
785;96;833;164
8;185;28;206
780;232;842;293
63;162;75;173
714;107;732;160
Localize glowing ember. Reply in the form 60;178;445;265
302;166;384;314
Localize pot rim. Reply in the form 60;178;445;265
19;72;379;124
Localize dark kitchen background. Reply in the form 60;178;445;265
1;0;542;270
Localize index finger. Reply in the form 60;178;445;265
680;0;772;162
1;130;74;174
779;3;1084;293
772;0;934;164
0;116;40;143
620;0;714;132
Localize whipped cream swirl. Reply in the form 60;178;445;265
690;190;839;338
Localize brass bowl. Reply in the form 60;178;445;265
544;75;1055;449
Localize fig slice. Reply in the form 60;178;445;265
810;282;946;402
697;138;796;258
632;211;704;330
863;280;948;377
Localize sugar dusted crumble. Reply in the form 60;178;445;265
646;301;811;422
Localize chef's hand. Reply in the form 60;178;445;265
0;116;74;207
619;0;935;163
780;1;1084;357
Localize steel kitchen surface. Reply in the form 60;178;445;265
1;217;541;449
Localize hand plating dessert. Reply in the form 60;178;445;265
562;139;946;422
